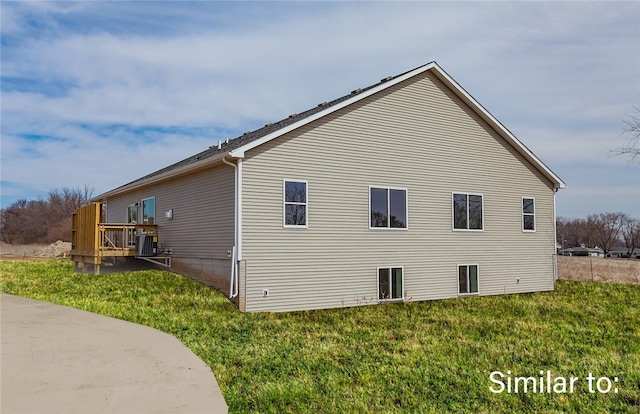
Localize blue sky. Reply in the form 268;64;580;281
1;1;639;218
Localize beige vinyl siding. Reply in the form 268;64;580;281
105;164;235;260
241;70;556;312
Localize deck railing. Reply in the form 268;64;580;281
71;203;158;273
98;223;157;253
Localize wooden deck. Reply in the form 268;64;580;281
71;204;158;274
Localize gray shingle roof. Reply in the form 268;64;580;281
116;62;433;189
98;60;566;199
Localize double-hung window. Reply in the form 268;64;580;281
370;187;407;229
378;267;403;300
458;264;479;295
453;193;483;230
284;180;307;227
522;197;535;232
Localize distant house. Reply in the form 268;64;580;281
607;247;640;259
561;247;605;258
79;62;566;312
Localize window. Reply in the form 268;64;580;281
127;203;138;224
458;264;479;295
523;197;535;232
142;197;155;225
126;203;138;247
284;180;307;227
453;193;483;230
370;187;407;229
378;267;403;300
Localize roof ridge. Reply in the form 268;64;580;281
114;62;435;189
97;60;563;200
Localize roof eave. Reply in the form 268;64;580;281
97;61;565;200
92;151;230;201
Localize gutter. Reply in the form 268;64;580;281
92;152;229;201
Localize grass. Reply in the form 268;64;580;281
1;259;639;413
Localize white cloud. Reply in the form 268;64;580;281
1;127;216;198
1;1;639;217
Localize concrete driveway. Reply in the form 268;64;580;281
1;294;227;413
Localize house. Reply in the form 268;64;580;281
560;247;605;258
607;247;640;259
77;61;566;312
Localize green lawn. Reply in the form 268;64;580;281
1;259;638;413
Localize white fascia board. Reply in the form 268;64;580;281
228;63;438;158
428;64;567;190
93;152;229;201
230;61;565;190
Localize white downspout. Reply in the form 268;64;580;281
237;158;242;261
553;188;558;282
222;156;239;298
234;158;242;297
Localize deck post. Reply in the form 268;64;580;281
70;203;159;274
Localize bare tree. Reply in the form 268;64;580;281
556;216;571;249
0;185;93;244
556;216;596;248
621;215;640;258
587;212;625;256
610;106;640;163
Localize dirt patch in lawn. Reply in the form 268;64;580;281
0;241;71;260
557;255;640;285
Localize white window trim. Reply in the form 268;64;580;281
522;196;536;233
368;186;409;230
283;179;308;228
141;197;156;226
377;266;405;302
451;192;484;232
457;264;480;296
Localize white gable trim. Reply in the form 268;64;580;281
228;62;438;158
428;65;566;189
229;62;566;190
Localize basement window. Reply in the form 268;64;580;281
378;267;404;301
458;264;479;295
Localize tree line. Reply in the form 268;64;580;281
1;186;93;245
557;212;640;257
1;186;638;256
